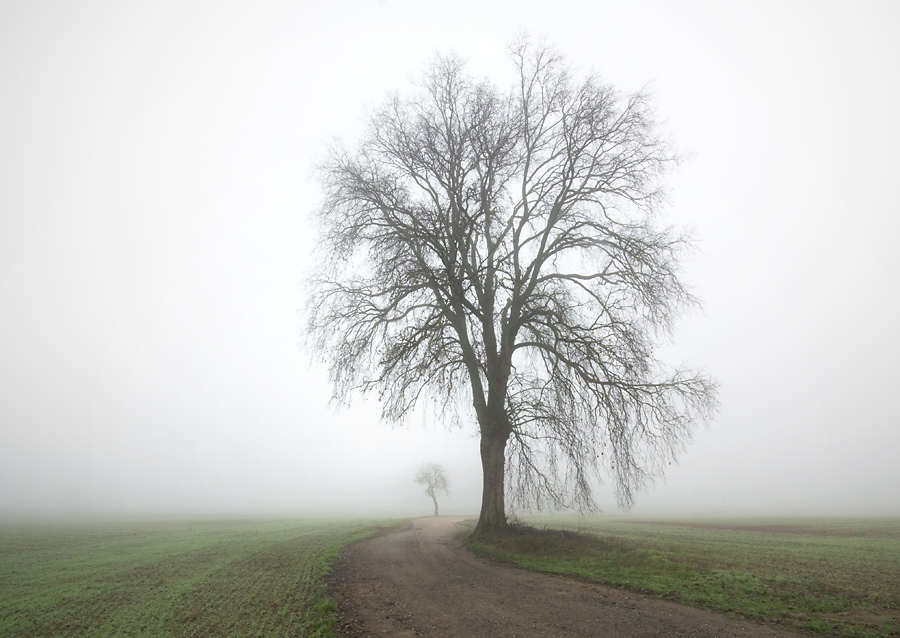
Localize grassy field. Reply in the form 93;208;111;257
466;516;900;638
0;518;398;638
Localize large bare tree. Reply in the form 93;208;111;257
308;40;717;534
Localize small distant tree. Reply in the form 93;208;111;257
415;463;450;516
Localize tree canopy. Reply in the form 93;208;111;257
309;40;717;533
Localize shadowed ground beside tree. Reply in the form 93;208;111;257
308;37;718;534
415;462;450;516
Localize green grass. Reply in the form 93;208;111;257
465;517;900;638
0;518;401;638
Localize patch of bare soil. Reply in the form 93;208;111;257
329;516;806;637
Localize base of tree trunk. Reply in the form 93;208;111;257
473;518;509;536
476;433;509;534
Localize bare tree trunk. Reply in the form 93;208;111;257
431;493;439;516
475;432;508;534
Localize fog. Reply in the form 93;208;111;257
2;1;898;522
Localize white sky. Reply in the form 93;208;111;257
1;0;898;520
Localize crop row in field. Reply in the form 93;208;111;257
467;516;900;638
0;518;395;638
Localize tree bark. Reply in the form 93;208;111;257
431;492;439;516
475;432;508;534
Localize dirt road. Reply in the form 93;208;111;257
330;516;804;637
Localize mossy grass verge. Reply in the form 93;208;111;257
464;517;900;638
0;518;406;638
